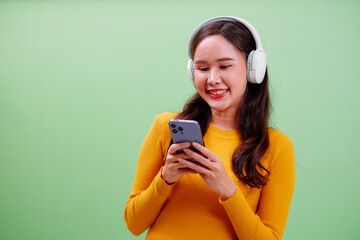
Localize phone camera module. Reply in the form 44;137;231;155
172;129;178;134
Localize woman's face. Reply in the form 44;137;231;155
193;35;247;116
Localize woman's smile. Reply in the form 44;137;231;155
207;88;229;98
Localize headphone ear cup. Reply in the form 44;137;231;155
187;59;195;86
246;50;255;83
247;50;266;84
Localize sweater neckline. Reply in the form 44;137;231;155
206;122;240;140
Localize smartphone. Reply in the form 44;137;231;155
168;119;205;165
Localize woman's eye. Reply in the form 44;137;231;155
220;65;231;69
198;67;209;71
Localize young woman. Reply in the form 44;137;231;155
124;16;295;240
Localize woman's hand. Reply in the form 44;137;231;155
179;142;237;200
161;142;197;185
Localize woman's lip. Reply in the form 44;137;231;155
207;88;227;91
207;89;229;98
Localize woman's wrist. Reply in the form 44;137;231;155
161;167;176;185
220;181;237;200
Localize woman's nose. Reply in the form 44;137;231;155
207;69;221;85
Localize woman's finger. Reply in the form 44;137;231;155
178;167;197;175
178;158;212;175
167;152;193;164
182;148;213;170
168;142;191;154
191;142;218;162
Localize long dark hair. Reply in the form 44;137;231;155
177;20;270;188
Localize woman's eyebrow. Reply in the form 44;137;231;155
195;57;235;64
217;57;235;62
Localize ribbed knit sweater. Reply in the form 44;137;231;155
124;112;295;239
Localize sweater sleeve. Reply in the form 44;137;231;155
124;114;174;236
220;132;296;240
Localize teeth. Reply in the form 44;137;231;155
209;89;227;95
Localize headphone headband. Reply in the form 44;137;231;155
188;16;263;59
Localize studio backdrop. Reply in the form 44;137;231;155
0;0;359;239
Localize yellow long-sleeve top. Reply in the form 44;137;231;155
124;112;295;240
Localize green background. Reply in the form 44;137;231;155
0;0;359;239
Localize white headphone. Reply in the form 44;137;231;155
187;16;267;85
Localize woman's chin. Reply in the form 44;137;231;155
208;104;232;114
